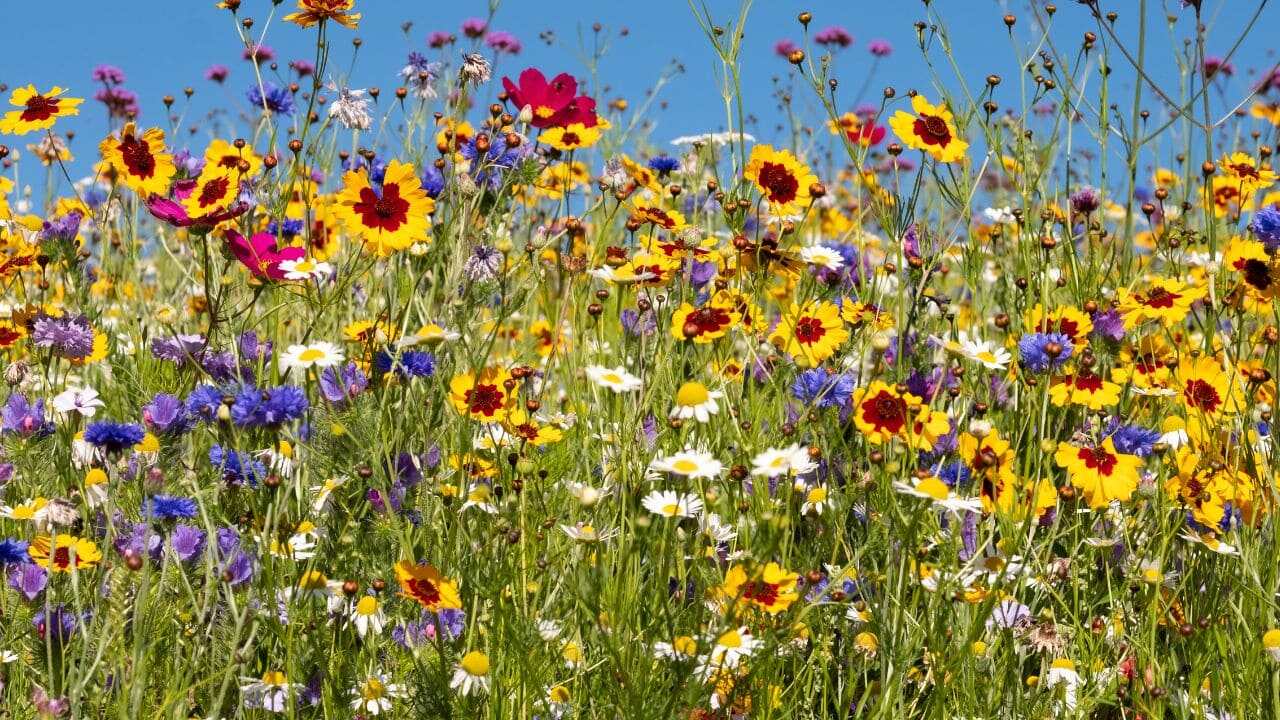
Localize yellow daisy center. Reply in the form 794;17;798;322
675;382;710;407
460;651;490;677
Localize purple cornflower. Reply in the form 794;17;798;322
1018;332;1074;373
92;64;126;85
814;25;853;49
1091;308;1127;343
32;314;96;359
9;562;48;601
319;362;368;406
485;30;522;54
171;525;207;562
987;599;1031;629
374;350;436;378
1069;186;1101;214
460;17;488;38
205;64;230;83
39;212;83;244
34;604;86;644
144;393;191;435
2;393;53;437
151;334;208;364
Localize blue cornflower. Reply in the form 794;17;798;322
209;444;266;487
266;218;305;238
420;164;446;197
647;155;680;175
1107;421;1161;457
83;421;145;453
459;133;531;189
1018;332;1074;372
791;368;855;409
1250;206;1280;251
0;537;29;564
374;350;436;378
145;495;198;521
230;385;308;427
246;82;294;116
185;384;226;423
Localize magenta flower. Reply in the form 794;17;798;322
427;31;455;48
774;39;798;57
868;39;893;57
205;64;230;83
461;17;488;38
146;179;249;232
223;230;305;281
814;26;853;49
485;31;522;55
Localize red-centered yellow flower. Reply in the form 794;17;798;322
630;200;687;232
284;0;361;28
850;381;917;445
744;144;818;215
0;176;13;221
671;301;741;344
394;560;462;611
620;154;662;193
1224;236;1279;311
1048;370;1121;410
1115;278;1206;329
449;367;516;422
1024;304;1094;348
204;137;262;178
0;85;82;135
29;534;102;573
719;562;799;615
1055;437;1142;509
958;429;1018;513
1175;356;1244;421
99;123;175;198
503;409;563;446
610;251;680;286
182;165;241;221
1111;334;1174;393
335;159;433;256
1208;175;1254;218
541;122;602;151
1220;151;1277;194
888;95;968;163
769;301;848;366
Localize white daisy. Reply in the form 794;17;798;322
280;341;344;370
649;449;723;479
559;522;617;543
653;635;698;660
346;595;386;638
450;651;492;696
669;381;724;423
751;444;817;478
277;258;334;281
585;365;643;393
349;672;403;715
958;336;1011;370
892;476;984;514
461;482;499;514
641;490;704;518
800;483;833;515
799;244;845;270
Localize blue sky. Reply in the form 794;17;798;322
2;0;1277;181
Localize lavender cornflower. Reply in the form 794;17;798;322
1018;332;1074;373
1090;308;1127;343
170;525;207;563
39;212;83;244
2;393;52;436
9;562;47;601
32;314;95;359
246;82;294;116
319;362;368;406
143;393;191;435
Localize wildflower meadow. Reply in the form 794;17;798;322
4;0;1280;717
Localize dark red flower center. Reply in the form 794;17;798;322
1141;287;1180;309
354;182;410;232
196;176;231;209
561;131;581;146
862;390;907;433
687;307;732;336
465;383;506;417
757;161;800;205
913;113;952;146
795;316;826;344
20;94;59;123
742;580;780;606
1242;259;1272;291
1071;372;1104;392
52;546;71;569
1183;379;1222;413
118;134;157;179
1077;446;1117;476
406;577;441;605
